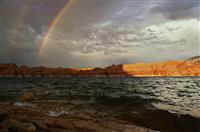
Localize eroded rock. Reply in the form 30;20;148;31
0;119;36;132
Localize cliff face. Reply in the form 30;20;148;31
122;56;200;76
176;56;200;76
0;56;200;77
122;61;184;76
0;64;18;77
0;65;74;77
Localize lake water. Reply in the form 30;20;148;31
0;77;200;131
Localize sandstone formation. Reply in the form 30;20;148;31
0;104;156;132
0;119;36;132
0;56;200;77
0;64;17;77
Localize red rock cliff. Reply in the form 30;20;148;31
0;56;200;77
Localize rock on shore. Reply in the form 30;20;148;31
0;104;155;132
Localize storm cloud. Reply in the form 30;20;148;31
0;0;199;67
151;0;199;20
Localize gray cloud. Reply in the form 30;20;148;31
49;18;199;65
151;0;199;20
1;0;199;67
2;21;199;67
0;0;67;33
3;24;43;66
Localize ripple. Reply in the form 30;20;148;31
0;77;199;118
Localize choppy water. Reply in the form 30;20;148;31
0;77;200;131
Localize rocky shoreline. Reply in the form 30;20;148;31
0;103;155;132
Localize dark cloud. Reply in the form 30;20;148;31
2;24;43;66
0;0;199;67
0;0;67;33
0;0;68;64
151;0;199;20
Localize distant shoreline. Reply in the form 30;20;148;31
0;56;200;77
0;75;200;77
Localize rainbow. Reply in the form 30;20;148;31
38;0;75;56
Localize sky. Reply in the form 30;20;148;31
0;0;199;67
